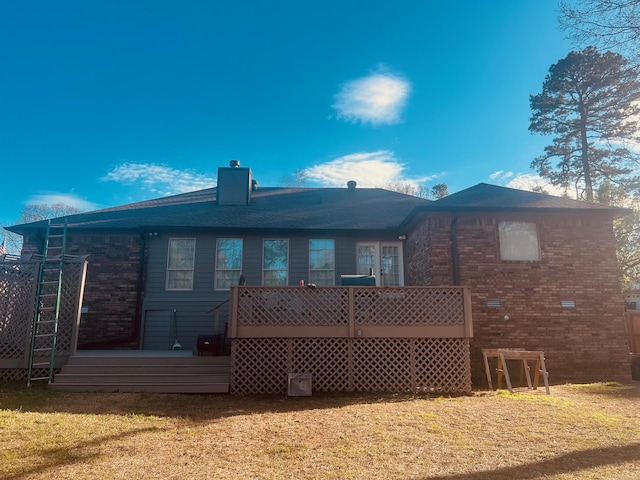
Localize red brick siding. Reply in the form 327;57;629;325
23;233;143;348
407;212;630;384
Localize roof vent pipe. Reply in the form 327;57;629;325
229;159;240;168
347;180;357;190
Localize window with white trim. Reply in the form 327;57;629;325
166;238;196;290
309;239;335;286
498;221;540;261
215;238;243;290
263;239;288;286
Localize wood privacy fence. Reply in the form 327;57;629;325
627;310;640;355
229;286;473;394
0;255;88;380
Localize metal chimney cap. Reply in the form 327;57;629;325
347;180;357;189
229;160;241;168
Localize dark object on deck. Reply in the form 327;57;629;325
340;274;376;286
197;335;220;356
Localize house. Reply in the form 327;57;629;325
5;160;633;388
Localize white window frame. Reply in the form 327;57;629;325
215;238;243;290
263;239;289;286
166;238;196;291
498;221;540;261
309;239;335;286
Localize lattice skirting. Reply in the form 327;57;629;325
231;337;471;394
0;368;58;382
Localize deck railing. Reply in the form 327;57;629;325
229;285;473;338
228;286;473;394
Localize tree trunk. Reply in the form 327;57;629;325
580;108;594;202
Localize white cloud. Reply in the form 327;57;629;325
305;150;438;188
497;173;567;196
332;68;411;126
489;170;513;181
25;193;99;212
101;162;216;196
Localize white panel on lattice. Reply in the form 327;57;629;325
288;373;312;396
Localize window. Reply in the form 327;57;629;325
215;239;243;290
309;239;335;286
498;221;540;261
166;238;196;290
263;239;288;285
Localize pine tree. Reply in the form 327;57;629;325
529;47;640;201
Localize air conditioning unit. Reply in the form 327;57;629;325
288;373;312;396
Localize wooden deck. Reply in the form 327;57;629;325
50;350;231;393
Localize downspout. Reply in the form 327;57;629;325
451;215;460;286
132;231;147;346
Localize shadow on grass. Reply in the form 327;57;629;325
2;381;639;422
3;427;157;480
562;381;640;400
0;381;463;420
423;443;640;480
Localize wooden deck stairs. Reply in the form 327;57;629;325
49;352;230;393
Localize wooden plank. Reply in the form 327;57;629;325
482;350;493;390
497;350;544;360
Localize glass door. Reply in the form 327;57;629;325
356;242;404;286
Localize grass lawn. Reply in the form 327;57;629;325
1;381;639;479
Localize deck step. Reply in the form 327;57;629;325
49;382;230;394
50;352;231;393
65;355;230;367
59;364;231;375
52;373;230;384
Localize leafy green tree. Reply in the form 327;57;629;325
529;47;640;201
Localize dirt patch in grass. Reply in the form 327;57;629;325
1;382;639;479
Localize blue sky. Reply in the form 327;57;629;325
0;1;573;229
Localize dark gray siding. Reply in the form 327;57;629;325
141;232;401;349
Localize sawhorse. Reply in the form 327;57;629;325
482;348;550;395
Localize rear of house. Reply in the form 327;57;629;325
4;163;633;388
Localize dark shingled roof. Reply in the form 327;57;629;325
403;182;630;219
8;186;432;234
9;182;630;235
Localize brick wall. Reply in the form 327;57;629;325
406;212;631;385
23;232;143;348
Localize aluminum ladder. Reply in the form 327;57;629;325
27;219;67;386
